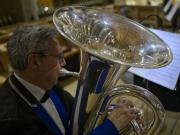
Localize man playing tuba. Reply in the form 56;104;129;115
0;25;142;135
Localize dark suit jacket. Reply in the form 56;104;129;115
0;74;73;135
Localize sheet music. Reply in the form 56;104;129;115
129;29;180;90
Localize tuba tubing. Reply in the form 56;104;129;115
59;68;79;77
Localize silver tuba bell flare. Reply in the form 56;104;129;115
53;6;172;135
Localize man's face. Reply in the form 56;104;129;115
36;38;66;90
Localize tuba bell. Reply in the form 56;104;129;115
53;6;172;135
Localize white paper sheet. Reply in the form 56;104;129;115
129;29;180;90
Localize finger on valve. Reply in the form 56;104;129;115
117;97;134;108
108;99;146;130
133;108;145;126
107;107;137;130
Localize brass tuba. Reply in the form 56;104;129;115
53;6;172;135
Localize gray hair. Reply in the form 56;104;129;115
7;25;58;70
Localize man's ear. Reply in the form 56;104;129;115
27;54;40;69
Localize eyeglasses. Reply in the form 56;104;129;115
32;52;64;61
44;53;64;60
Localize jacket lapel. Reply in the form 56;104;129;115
9;74;38;106
9;74;65;135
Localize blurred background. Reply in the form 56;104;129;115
0;0;179;30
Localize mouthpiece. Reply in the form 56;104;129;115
59;68;79;77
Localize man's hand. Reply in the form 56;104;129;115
107;98;143;131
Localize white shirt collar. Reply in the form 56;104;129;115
14;72;45;101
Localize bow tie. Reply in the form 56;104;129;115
40;91;50;103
